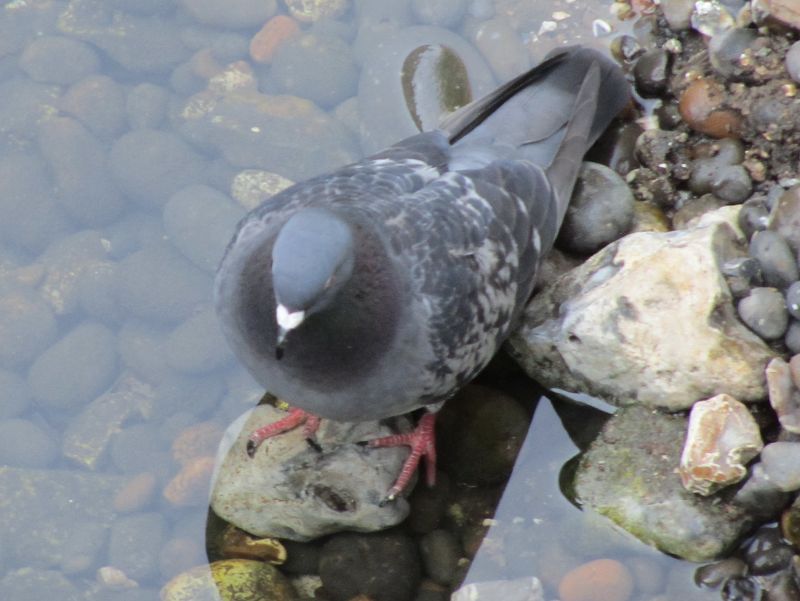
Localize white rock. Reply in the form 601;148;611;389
211;405;411;541
508;222;776;410
679;394;763;496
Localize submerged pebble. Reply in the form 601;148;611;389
558;558;634;601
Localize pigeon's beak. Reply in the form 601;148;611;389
276;304;305;348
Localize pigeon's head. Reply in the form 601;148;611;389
271;208;355;349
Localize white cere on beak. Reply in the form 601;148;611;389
276;304;306;332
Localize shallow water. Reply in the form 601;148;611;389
0;0;725;599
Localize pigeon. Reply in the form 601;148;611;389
214;45;630;501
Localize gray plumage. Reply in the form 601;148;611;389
214;46;629;422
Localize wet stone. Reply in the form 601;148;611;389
0;569;80;601
0;284;58;369
411;0;467;27
109;512;167;581
28;322;118;411
319;531;421;601
110;129;208;208
556;162;634;255
712;164;752;204
39;116;127;226
285;0;350;22
0;153;72;255
721;576;761;601
558;558;634;601
114;243;211;325
62;375;155;470
768;185;800;255
452;576;544;601
661;0;694;30
784;320;800;353
738;197;770;239
126;83;170;130
60;74;127;140
748;230;799;289
721;257;763;298
760;442;800;492
179;0;278;28
767;357;800;433
0;467;124;569
160;559;295;601
271;33;358;109
110;422;170;475
78;261;123;324
708;27;760;79
733;462;790;520
633;49;671;97
437;385;528;486
742;524;795;575
164;306;233;374
695;558;748;588
419;529;461;587
0;369;31;419
737;287;789;340
0;418;58;469
786;282;800;319
19;35;100;85
164;185;244;273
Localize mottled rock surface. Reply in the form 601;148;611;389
574;406;754;562
509;222;776;410
211;405;411;541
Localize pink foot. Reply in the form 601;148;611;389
366;412;437;505
246;407;321;457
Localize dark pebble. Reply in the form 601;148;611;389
110;129;207;208
768;185;800;255
786;282;800;320
786;320;800;354
737;287;789;340
695;557;747;588
437;385;529;486
19;36;100;84
108;512;167;580
748;230;799;289
766;569;800;601
28;322;119;410
633;49;670;96
557;162;634;255
0;418;58;468
738;197;770;239
712;164;752;204
319;531;421;601
734;463;791;521
721;257;763;298
708;27;759;79
408;471;451;534
721;576;761;601
271;33;358;109
281;539;322;575
743;525;794;575
419;529;461;586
